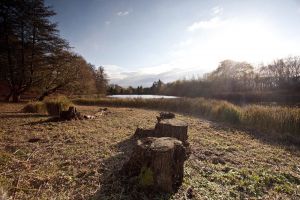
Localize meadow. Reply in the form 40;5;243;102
0;102;300;199
74;97;300;145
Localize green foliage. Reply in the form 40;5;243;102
138;167;154;187
23;96;73;115
74;97;300;141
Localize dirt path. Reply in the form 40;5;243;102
0;103;299;199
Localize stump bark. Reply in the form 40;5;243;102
59;106;82;120
121;137;187;193
154;118;188;144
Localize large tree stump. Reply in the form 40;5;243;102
121;137;187;193
154;119;188;145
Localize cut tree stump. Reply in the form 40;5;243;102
59;106;82;120
154;118;188;145
121;137;187;193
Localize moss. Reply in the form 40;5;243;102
138;166;154;187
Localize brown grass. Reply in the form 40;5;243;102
0;103;300;199
23;96;73;116
74;97;300;144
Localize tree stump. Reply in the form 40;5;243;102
121;137;187;193
60;106;82;120
154;118;188;145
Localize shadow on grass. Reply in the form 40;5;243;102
91;136;174;200
0;113;48;119
21;117;63;126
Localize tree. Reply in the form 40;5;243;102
36;51;97;101
94;66;108;94
0;0;68;102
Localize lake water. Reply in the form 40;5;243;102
108;94;178;99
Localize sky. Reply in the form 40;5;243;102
45;0;300;87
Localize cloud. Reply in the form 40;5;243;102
104;64;204;87
116;10;130;16
187;17;226;31
105;21;111;25
212;6;223;15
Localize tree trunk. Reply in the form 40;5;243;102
121;137;187;193
11;89;21;103
154;119;188;145
5;90;12;102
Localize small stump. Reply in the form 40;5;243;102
155;118;188;145
60;106;82;120
121;137;187;193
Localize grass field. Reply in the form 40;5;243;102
0;103;300;199
74;97;300;145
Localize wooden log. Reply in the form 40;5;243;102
154;118;188;145
121;137;187;193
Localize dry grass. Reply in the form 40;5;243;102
74;97;300;144
23;96;73;116
0;103;300;199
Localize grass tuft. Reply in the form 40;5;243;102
23;96;73;116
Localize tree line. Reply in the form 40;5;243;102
108;57;300;103
0;0;108;102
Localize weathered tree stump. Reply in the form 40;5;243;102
154;118;188;145
121;137;187;193
60;106;82;120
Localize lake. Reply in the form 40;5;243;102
108;95;178;99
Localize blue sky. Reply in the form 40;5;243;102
46;0;300;86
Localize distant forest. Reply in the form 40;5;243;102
108;58;300;104
0;0;108;102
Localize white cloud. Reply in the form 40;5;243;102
212;6;223;15
187;17;226;31
104;63;204;87
116;11;130;16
